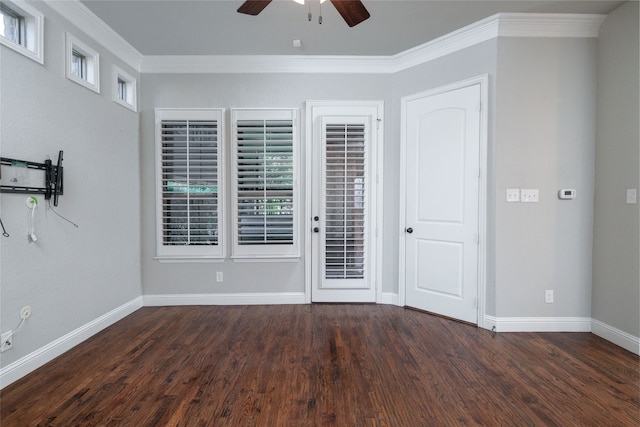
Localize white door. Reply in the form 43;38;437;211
309;103;382;302
403;84;481;323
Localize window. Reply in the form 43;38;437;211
71;49;86;79
324;122;367;279
231;109;299;259
113;65;137;111
155;109;225;261
65;33;100;93
0;1;43;64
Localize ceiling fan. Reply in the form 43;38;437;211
237;0;371;27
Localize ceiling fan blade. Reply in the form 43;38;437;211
330;0;370;27
237;0;272;16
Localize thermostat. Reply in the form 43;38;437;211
558;189;576;200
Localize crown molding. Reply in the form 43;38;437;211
46;0;143;72
48;3;605;75
497;13;606;38
139;13;605;74
387;12;501;73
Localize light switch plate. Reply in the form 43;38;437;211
506;189;520;202
521;189;539;203
627;189;637;204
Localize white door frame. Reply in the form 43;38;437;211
398;76;489;329
305;100;385;303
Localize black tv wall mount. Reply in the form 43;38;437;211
0;150;64;206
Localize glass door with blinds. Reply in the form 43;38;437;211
309;103;382;303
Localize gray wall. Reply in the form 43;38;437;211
2;2;637;375
592;1;640;337
0;3;141;367
140;73;392;296
391;39;498;313
494;37;598;319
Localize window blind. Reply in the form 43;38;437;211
324;123;367;279
235;119;294;245
160;119;219;247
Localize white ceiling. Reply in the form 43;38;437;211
80;0;625;56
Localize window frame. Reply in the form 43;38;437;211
65;32;100;93
155;108;226;262
112;65;137;112
0;1;44;64
231;108;300;261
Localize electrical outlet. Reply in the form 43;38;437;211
545;290;554;304
216;272;223;282
1;331;13;352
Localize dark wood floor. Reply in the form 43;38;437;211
1;305;638;426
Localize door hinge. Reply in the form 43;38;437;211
475;233;479;244
376;118;382;130
474;298;478;308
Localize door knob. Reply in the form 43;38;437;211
406;227;413;234
313;227;320;233
314;216;319;221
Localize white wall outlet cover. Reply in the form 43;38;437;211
627;189;637;204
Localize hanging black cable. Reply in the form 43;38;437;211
0;216;9;237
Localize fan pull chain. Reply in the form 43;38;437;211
319;0;323;24
308;3;312;21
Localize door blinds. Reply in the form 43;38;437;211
160;119;219;247
324;123;367;279
235;119;294;246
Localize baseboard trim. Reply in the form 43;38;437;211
484;315;592;332
143;292;307;306
378;292;400;306
0;296;143;389
591;319;640;356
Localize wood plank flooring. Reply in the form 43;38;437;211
1;305;638;426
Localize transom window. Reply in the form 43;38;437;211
0;1;43;64
65;33;100;93
113;65;137;111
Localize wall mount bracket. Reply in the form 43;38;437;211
0;151;64;206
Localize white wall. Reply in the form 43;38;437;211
593;1;640;338
0;2;141;370
139;73;392;297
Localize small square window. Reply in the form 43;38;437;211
65;32;100;93
113;65;137;111
0;1;44;64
